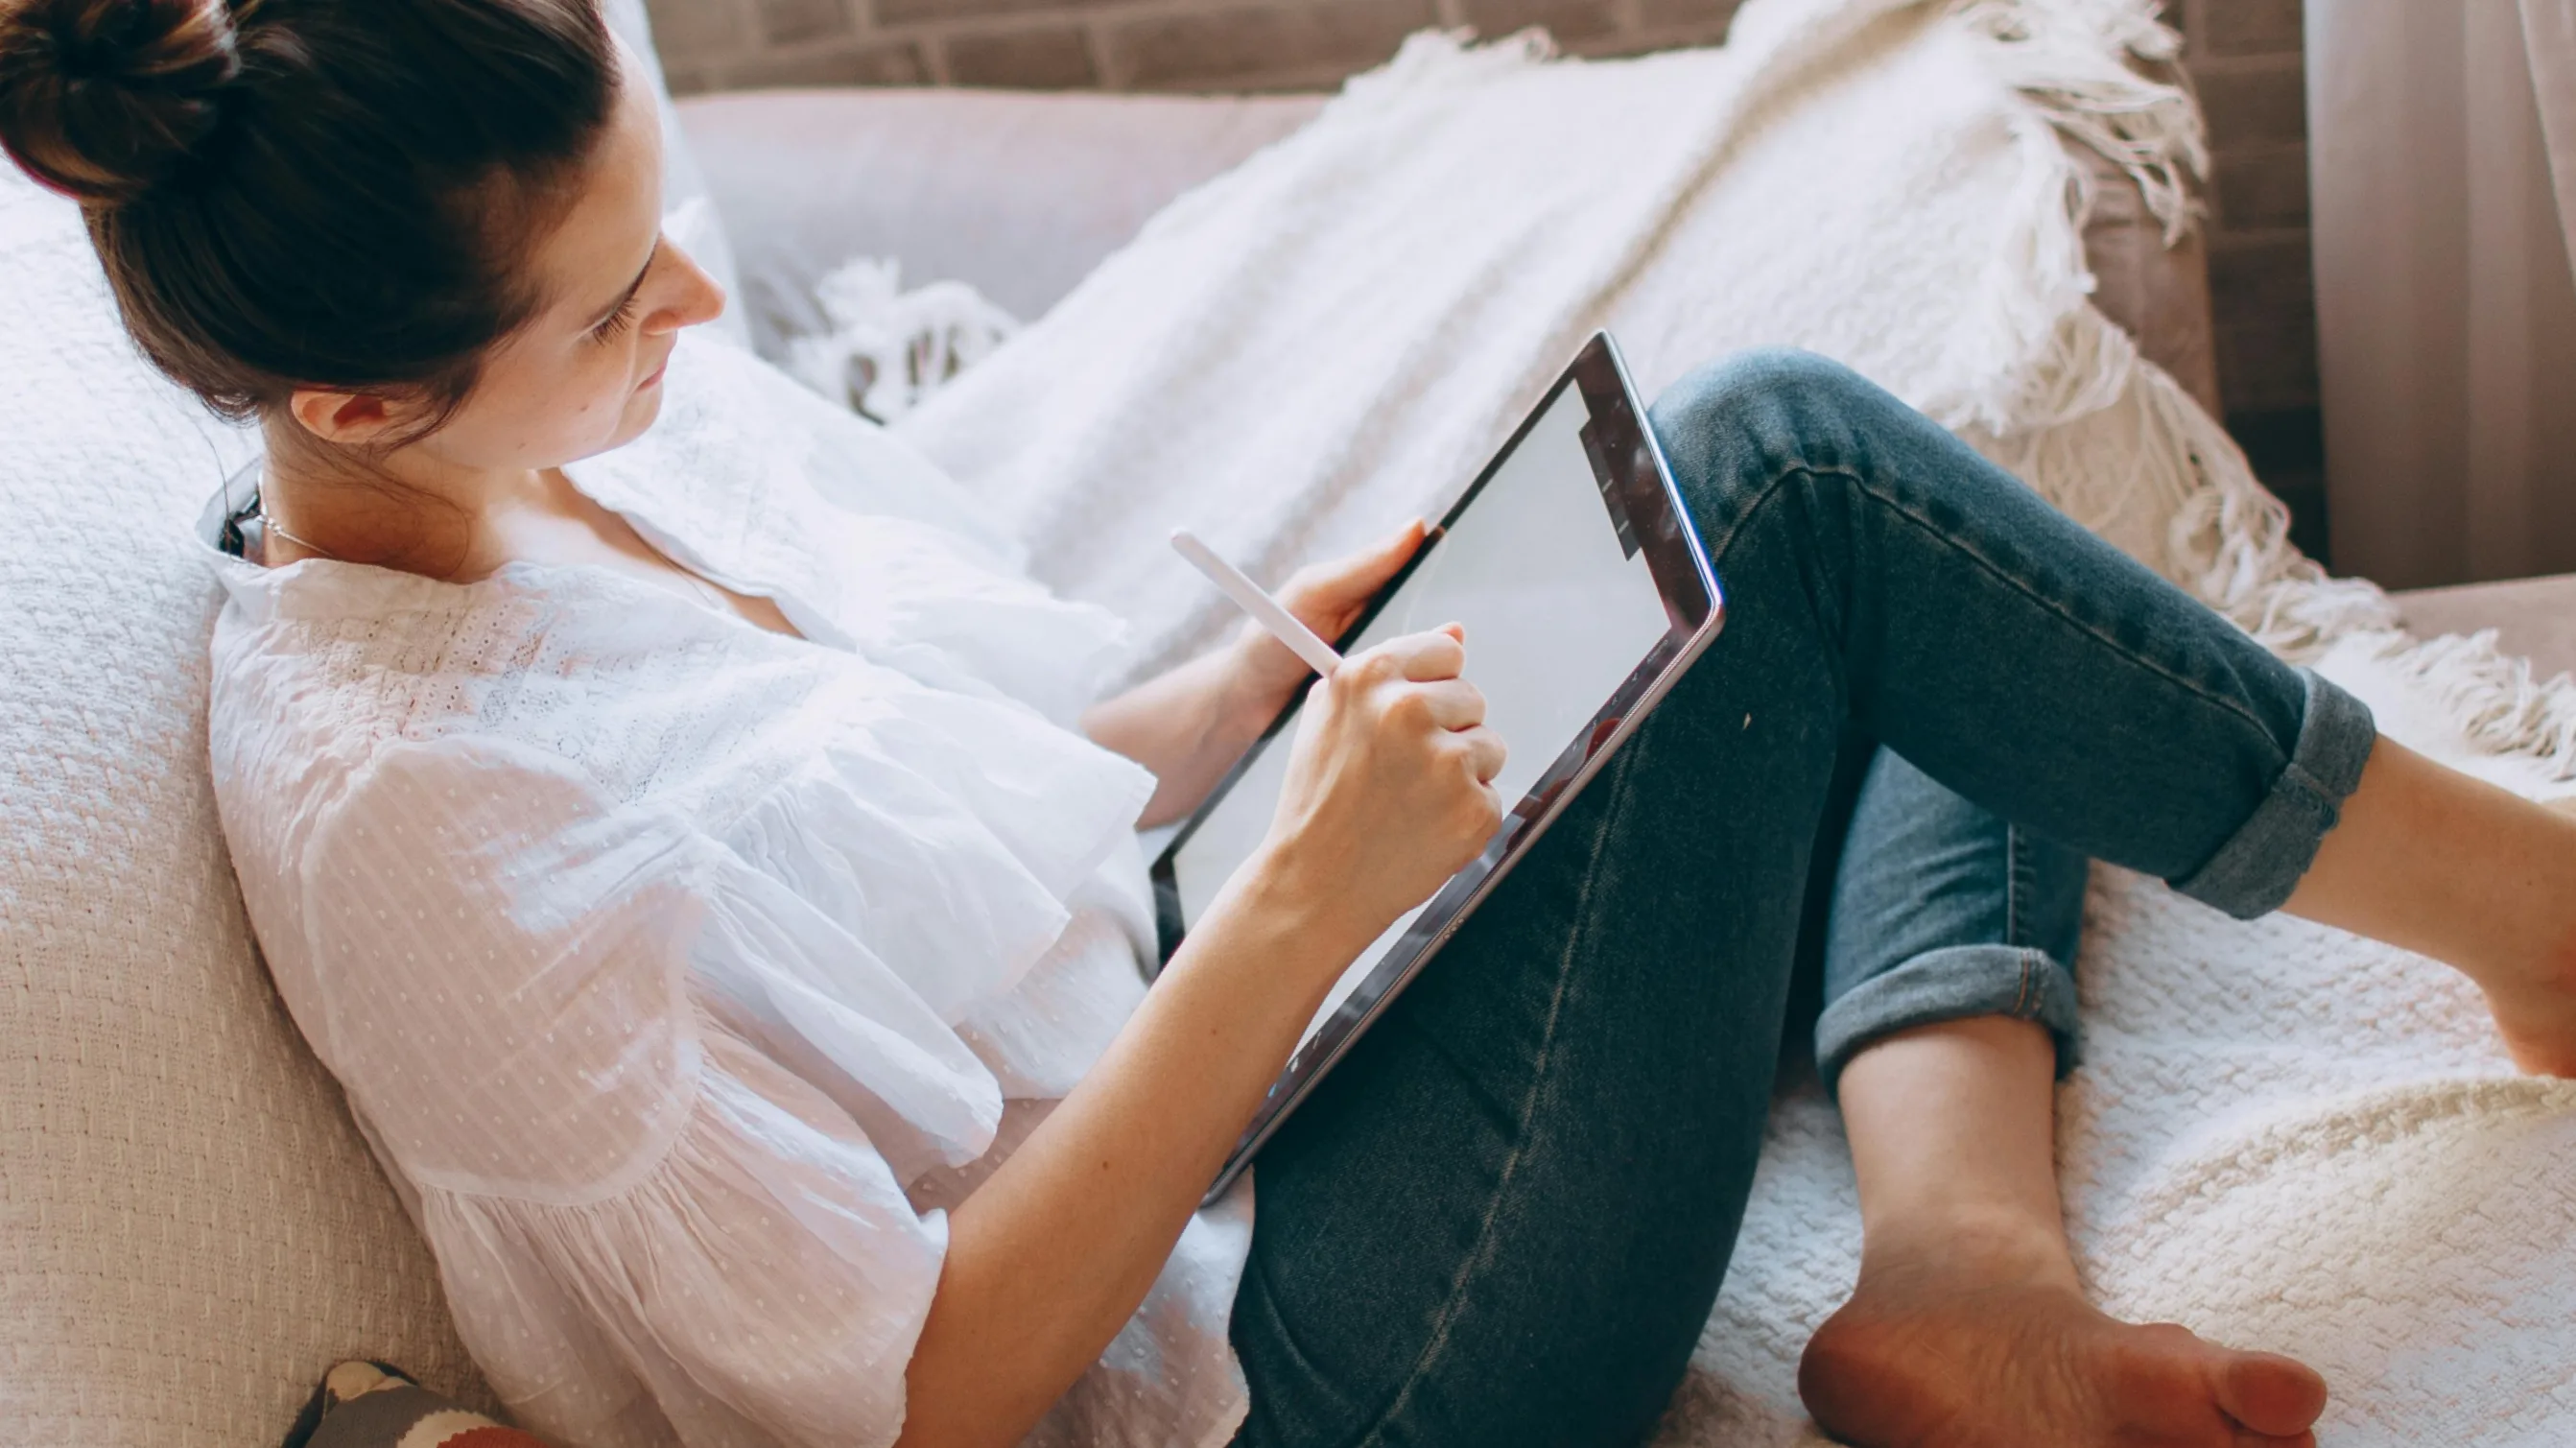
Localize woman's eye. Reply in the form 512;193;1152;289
591;296;639;343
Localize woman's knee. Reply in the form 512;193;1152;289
1654;345;1874;416
1644;348;1892;518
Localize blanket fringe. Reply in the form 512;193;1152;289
2362;628;2576;779
1944;0;2576;782
1951;0;2206;242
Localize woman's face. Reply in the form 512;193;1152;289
387;42;725;474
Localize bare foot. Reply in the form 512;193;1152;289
2478;970;2576;1078
1799;1242;2328;1448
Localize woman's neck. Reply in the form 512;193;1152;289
257;417;538;581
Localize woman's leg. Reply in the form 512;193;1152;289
1807;1016;2330;1447
1811;748;2090;1096
1232;667;1832;1447
1229;348;2576;1447
2286;742;2576;1073
1636;349;2576;1054
1794;756;2325;1442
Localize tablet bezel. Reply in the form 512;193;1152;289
1149;332;1724;1203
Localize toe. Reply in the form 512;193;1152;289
2210;1349;2328;1436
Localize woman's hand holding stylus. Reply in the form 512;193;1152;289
1257;625;1508;944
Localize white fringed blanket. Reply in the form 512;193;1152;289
895;0;2576;1438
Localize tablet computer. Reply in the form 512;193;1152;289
1152;332;1724;1202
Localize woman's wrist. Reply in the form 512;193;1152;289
1222;832;1385;980
1217;627;1308;738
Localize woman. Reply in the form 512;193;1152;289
6;2;2570;1446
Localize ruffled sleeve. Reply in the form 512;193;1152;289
301;741;952;1448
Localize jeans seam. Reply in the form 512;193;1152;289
1356;749;1632;1447
2006;823;2027;950
1709;457;2286;759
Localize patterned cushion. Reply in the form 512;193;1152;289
285;1365;549;1448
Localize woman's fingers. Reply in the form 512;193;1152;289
1455;724;1508;785
1413;678;1487;730
1367;626;1467;682
1281;520;1428;627
1317;520;1425;593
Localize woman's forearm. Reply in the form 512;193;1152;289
895;850;1371;1448
1082;638;1278;828
903;622;1501;1448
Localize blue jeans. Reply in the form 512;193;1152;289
1227;350;2376;1447
1813;746;2091;1092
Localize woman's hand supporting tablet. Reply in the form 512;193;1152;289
899;627;1504;1448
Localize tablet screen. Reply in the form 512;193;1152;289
1166;378;1678;1046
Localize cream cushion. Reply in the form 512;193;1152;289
0;0;717;1436
0;165;485;1440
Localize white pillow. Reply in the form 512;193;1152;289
0;164;491;1440
0;9;740;1439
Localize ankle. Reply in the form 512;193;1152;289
1858;1199;2079;1294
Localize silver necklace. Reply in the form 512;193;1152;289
254;467;340;561
259;510;338;561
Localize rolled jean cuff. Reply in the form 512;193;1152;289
1814;944;2081;1098
2170;670;2378;920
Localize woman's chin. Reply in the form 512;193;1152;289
606;381;669;448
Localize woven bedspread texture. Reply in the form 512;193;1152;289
894;0;2576;1439
0;173;487;1440
0;0;709;1437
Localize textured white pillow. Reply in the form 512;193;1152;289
0;6;740;1440
0;166;490;1443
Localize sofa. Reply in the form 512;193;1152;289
4;65;2569;1448
675;86;2576;680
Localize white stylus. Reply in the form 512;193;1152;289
1170;529;1344;677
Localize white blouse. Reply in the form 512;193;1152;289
198;332;1255;1448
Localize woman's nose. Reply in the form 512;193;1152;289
648;242;729;334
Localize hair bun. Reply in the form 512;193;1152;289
0;0;243;205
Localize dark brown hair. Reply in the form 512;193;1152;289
0;0;618;427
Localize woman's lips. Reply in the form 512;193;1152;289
637;359;669;391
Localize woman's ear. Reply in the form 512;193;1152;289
286;387;414;448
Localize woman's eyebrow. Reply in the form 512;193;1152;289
585;240;660;329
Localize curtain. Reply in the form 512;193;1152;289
2530;0;2576;280
2307;0;2576;589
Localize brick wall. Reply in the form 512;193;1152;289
645;0;1759;93
648;0;2328;553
